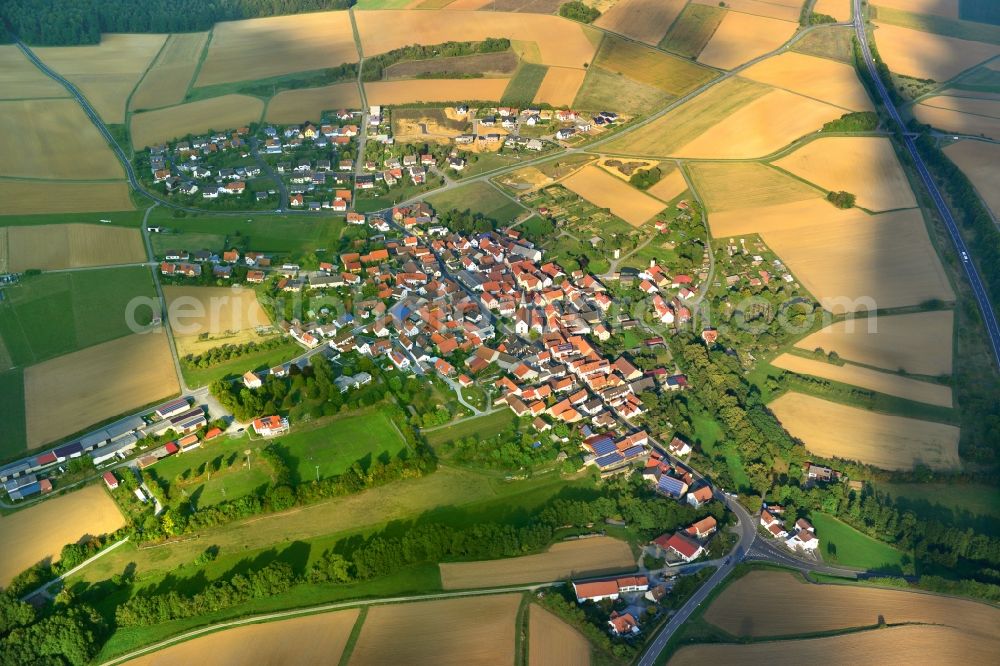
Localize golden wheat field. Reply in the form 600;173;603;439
697;12;798;70
872;22;999;81
944;140;1000;215
740;51;874;111
646;166;689;202
440;536;635;590
130;94;264;147
265;82;363;124
164;285;272;356
771;353;953;407
126;609;359;666
813;0;852;21
0;99;124;179
913;97;1000;139
6;224;145;272
0;484;125;587
364;79;511;105
762;208;955;313
795;310;954;376
774;137;917;211
24;333;180;448
130;32;209;111
533;67;588;107
693;0;801;22
0;181;133;215
196;11;357;86
355;10;598;69
0;45;69;99
35;33;166;123
687;161;820;212
708;198;857;236
562;165;665;226
769;391;960;470
705;570;1000;638
594;0;686;45
350;594;520;666
670;625;999;666
529;605;591;666
874;0;958;18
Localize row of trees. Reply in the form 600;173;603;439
182;336;287;369
361;38;511;81
0;594;107;666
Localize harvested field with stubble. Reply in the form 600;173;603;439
130;95;264;147
774;137;917;211
813;0;851;21
126;609;359;666
741;51;874;111
769;391;960;470
355;10;599;69
533;67;588;107
693;0;801;22
0;181;133;215
704;570;999;639
350;594;520;666
590;35;717;97
647;167;689;202
0;484;125;586
365;79;511;105
6;224;145;271
562;165;665;226
771;353;953;407
913;96;1000;139
687;162;820;212
265;82;362;124
874;0;958;19
594;0;686;45
196;12;358;86
529;605;591;666
164;286;272;357
440;536;635;589
762;208;955;312
35;33;166;123
670;625;999;666
872;22;999;81
385;50;518;78
0;45;69;99
795;310;954;376
0;99;124;179
944;140;1000;215
697;12;798;70
25;332;179;448
130;32;209;111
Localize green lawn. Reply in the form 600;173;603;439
0;267;157;367
811;512;911;573
0;209;141;228
274;409;408;483
181;338;301;388
0;369;26;460
424;409;516;448
501;63;549;106
877;482;1000;520
425;181;524;225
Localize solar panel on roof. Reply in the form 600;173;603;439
621;445;645;460
657;475;686;496
592;437;617;456
596;452;624;468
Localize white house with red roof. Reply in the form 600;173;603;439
252;415;289;438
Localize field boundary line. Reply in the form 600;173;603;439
21;537;129;601
184;27;214;101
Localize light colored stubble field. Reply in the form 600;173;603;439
944;139;1000;215
0;45;69;99
0;99;124;179
795;310;953;376
533;67;588;107
704;570;1000;639
350;594;520;666
0;484;125;586
164;286;272;357
913;96;1000;139
130;32;210;111
0;181;133;215
813;0;851;21
594;0;686;45
562;165;665;226
24;332;180;448
440;535;635;589
196;12;358;87
265;82;362;124
6;224;146;272
874;0;958;19
693;0;802;22
687;161;820;212
529;605;591;666
126;609;359;666
740;51;874;111
364;79;511;105
769;391;960;470
872;22;999;81
590;35;718;98
355;10;599;69
130;94;264;148
697;12;798;70
774;136;917;211
35;33;166;123
646;166;689;202
771;353;952;406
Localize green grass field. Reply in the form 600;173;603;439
659;4;727;59
274;409;407;483
181;338;301;388
877;482;1000;519
500;63;549;106
423;409;516;448
0;209;141;228
573;64;673;116
811;513;911;573
425;181;524;225
792;25;855;63
0;267;157;367
0;369;26;460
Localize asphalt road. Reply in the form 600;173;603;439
851;0;1000;368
